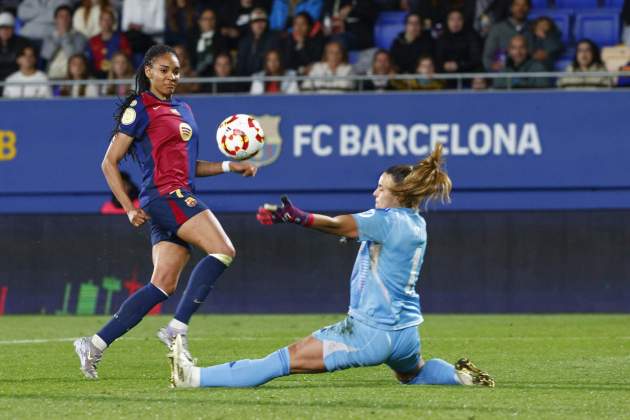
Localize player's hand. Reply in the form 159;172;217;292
256;195;313;226
127;208;150;227
230;161;258;177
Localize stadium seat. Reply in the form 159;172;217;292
348;50;361;64
602;0;624;8
554;56;572;71
531;0;550;8
374;11;406;50
554;0;598;8
528;9;573;44
574;10;621;46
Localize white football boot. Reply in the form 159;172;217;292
168;334;200;388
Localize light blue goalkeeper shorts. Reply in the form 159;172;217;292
311;316;420;374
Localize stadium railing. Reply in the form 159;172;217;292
1;71;630;94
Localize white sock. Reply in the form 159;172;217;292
190;367;201;387
168;318;189;333
91;334;107;352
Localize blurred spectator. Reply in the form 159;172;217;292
218;0;257;50
390;13;433;74
283;11;324;75
59;53;99;97
100;171;140;214
435;9;482;74
41;5;88;79
396;55;445;90
493;34;549;89
471;76;488;89
191;8;227;77
269;0;322;31
557;39;612;89
322;0;377;51
173;44;200;94
3;45;52;98
121;0;165;37
165;0;195;46
474;0;511;37
623;0;630;46
0;1;21;16
415;0;475;31
360;49;396;91
17;0;78;43
102;50;133;96
530;17;562;71
301;40;354;92
250;48;298;94
86;8;131;78
236;8;280;76
0;12;32;87
482;0;532;72
73;0;117;38
207;52;247;93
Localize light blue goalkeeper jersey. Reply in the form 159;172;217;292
348;208;426;330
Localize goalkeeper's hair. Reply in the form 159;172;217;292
384;144;452;209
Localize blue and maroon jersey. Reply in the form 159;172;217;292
117;91;199;207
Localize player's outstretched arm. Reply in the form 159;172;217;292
257;196;358;238
102;132;150;227
196;160;257;177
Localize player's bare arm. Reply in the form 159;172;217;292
101;132;150;227
195;160;258;177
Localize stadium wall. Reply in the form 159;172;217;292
0;91;629;212
1;92;628;314
1;211;629;315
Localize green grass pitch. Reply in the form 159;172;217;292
0;314;628;419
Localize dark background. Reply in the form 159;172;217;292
1;211;628;315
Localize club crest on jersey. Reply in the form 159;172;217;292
249;115;282;167
179;122;193;141
184;197;197;207
121;108;136;125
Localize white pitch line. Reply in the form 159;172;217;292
0;336;628;346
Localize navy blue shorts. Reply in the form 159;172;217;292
144;189;209;249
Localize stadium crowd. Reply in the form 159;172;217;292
0;0;628;97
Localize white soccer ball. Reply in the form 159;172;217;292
216;114;265;160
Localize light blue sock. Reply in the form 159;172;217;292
200;347;290;387
407;358;461;385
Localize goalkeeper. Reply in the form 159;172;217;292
169;145;495;388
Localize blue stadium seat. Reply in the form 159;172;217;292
574;10;621;46
554;57;572;71
348;50;361;64
602;0;624;8
531;0;550;8
554;0;598;8
374;11;406;50
528;9;573;44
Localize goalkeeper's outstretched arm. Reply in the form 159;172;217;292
256;195;358;238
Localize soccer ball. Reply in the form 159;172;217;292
216;114;265;160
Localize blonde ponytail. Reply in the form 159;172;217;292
387;144;452;209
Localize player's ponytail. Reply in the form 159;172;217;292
110;45;178;158
386;144;452;209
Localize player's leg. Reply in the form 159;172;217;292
170;317;389;387
387;327;494;386
159;208;235;348
74;241;189;379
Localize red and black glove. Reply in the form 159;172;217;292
256;195;314;226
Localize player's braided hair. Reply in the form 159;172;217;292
111;44;178;159
385;144;452;209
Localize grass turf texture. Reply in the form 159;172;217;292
0;315;629;419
